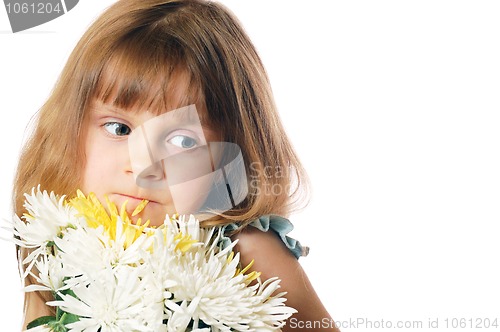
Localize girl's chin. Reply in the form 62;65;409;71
130;209;168;227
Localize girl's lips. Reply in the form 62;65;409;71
119;194;143;201
110;194;159;215
110;194;160;219
115;193;156;203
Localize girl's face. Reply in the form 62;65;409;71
82;100;219;226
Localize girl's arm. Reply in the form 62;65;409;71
233;227;340;332
22;292;53;330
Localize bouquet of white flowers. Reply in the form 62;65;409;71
8;188;295;332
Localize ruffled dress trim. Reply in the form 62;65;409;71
220;215;309;259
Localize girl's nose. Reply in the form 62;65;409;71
128;123;169;190
135;160;168;189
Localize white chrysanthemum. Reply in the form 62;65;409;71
165;251;294;331
10;189;297;331
173;215;216;245
9;187;82;277
23;187;81;229
50;266;152;332
139;232;177;330
24;254;65;293
53;218;152;285
138;219;198;331
158;216;296;331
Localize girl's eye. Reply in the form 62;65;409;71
103;122;131;136
168;135;198;149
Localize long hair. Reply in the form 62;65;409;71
13;0;309;312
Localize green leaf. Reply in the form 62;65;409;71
46;312;80;332
26;315;56;329
61;312;80;324
47;320;68;332
60;287;77;298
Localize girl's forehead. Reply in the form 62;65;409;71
92;76;206;121
92;45;205;117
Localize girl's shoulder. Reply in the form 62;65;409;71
220;215;309;259
226;217;337;331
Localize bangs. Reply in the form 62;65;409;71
93;35;205;117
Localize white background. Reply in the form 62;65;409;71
1;1;500;331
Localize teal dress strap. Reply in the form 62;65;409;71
219;215;309;259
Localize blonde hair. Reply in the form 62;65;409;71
14;0;309;313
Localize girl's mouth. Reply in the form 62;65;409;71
114;193;160;204
111;193;158;216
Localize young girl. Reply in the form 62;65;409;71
13;0;338;330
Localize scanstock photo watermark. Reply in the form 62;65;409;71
288;317;500;330
248;162;293;197
3;0;79;32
